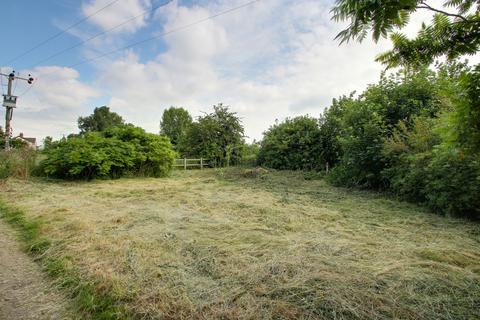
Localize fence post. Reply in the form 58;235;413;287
184;158;187;170
200;158;203;170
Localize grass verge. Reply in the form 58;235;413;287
0;201;133;320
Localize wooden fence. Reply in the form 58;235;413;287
173;158;210;170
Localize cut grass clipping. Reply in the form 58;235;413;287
1;168;480;319
0;202;133;319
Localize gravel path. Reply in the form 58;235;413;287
0;220;71;320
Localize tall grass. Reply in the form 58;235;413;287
0;148;37;180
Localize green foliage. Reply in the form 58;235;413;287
78;106;125;134
362;68;440;127
183;103;245;166
318;96;349;167
437;65;480;154
258;116;323;170
328;101;388;188
42;136;54;151
105;126;177;177
41;125;176;180
240;141;260;167
160;107;192;151
332;0;480;67
424;148;480;218
326;69;440;189
382;117;439;202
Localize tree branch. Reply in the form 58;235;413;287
417;2;469;22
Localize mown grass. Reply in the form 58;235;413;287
0;201;133;319
1;168;479;319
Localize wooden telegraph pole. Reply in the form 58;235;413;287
1;71;34;150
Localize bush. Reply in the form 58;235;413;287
329;102;388;188
258;116;323;170
424;148;480;218
41;125;176;180
104;126;177;177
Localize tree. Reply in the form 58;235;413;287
78;106;125;134
331;0;480;67
184;103;244;166
43;136;54;151
159;107;192;150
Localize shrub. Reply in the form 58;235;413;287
41;125;176;180
258;116;323;170
329;102;388;188
41;134;136;179
104;125;177;177
425;148;480;218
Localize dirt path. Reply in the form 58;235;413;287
0;220;71;320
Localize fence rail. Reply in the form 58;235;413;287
173;158;210;170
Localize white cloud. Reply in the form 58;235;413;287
93;0;391;140
82;0;152;33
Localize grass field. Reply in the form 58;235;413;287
1;168;479;319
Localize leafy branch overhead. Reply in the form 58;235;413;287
332;0;480;67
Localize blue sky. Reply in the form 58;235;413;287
0;0;445;142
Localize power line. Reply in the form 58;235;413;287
0;67;4;95
5;0;122;65
67;0;261;69
30;0;173;68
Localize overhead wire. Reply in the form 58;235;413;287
30;0;173;68
32;0;261;78
5;0;122;65
16;82;36;98
0;67;4;95
66;0;261;69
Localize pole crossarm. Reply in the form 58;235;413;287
1;71;35;150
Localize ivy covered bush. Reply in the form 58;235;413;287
41;125;176;180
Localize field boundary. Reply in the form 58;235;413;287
173;158;211;170
0;200;131;320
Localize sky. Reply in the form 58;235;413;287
0;0;468;143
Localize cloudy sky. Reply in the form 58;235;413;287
0;0;458;142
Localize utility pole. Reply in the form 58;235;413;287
1;71;34;150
